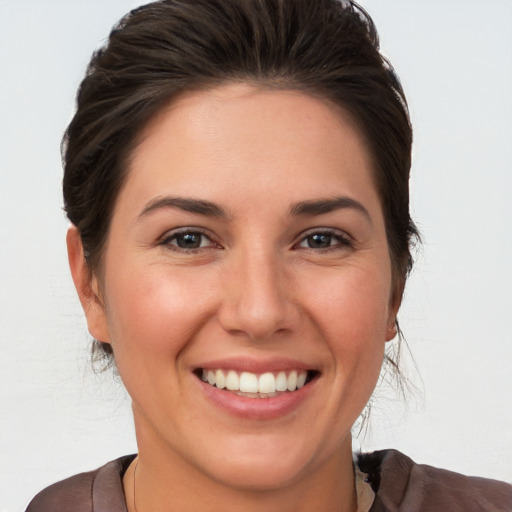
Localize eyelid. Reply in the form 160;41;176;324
158;226;221;250
293;227;354;250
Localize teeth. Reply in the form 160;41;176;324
275;371;288;392
215;369;226;389
240;372;259;393
287;370;297;391
226;370;239;391
258;372;276;394
200;369;310;394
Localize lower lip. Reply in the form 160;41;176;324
197;376;317;420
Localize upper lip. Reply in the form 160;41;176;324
194;357;318;374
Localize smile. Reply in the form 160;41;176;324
199;369;316;397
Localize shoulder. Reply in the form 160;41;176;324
25;455;135;512
358;449;512;512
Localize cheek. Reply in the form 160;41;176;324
304;263;390;385
102;263;217;365
307;262;391;338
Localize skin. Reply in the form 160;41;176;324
68;84;399;512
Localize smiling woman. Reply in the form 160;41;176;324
24;1;512;512
68;85;394;502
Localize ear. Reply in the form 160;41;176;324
66;226;111;343
385;317;398;342
386;280;404;342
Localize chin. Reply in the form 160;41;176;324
190;431;339;492
203;452;309;491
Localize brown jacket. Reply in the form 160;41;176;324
26;450;512;511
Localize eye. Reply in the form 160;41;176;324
296;230;352;250
160;229;217;251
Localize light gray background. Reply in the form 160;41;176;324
1;1;511;510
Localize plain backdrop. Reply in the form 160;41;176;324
1;1;511;510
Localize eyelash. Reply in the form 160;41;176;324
159;227;353;253
159;228;218;252
294;228;353;252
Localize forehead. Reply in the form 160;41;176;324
121;83;380;217
136;84;366;158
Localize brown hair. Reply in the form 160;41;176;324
63;0;419;363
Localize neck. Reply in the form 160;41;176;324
124;422;357;512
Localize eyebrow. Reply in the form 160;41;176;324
138;196;228;219
138;195;371;223
289;196;372;223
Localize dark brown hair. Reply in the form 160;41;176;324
63;0;419;362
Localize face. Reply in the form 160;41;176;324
72;84;397;491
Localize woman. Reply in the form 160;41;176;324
25;0;512;511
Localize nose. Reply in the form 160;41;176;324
218;248;299;342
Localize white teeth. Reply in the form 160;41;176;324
225;370;239;391
287;370;297;391
236;391;259;398
297;371;307;388
240;372;259;393
258;372;276;394
200;369;310;394
215;369;226;389
275;371;288;392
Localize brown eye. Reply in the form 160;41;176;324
306;233;334;249
174;232;204;249
162;230;215;250
296;230;352;251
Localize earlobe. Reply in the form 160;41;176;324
386;278;404;341
385;296;401;342
385;320;398;341
66;226;111;343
